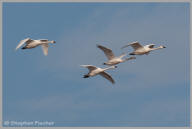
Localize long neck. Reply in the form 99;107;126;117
150;46;163;51
41;41;54;44
47;41;54;43
118;53;126;59
103;66;115;71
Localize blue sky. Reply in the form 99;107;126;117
3;2;190;127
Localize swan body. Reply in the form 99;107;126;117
16;38;56;56
97;44;136;66
81;65;117;84
121;41;166;55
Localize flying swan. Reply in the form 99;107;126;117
81;65;117;84
15;38;56;56
121;41;166;55
97;44;136;66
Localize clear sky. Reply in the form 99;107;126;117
3;2;190;127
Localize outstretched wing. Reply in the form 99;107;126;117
15;38;31;50
121;41;143;50
99;71;115;84
97;45;115;60
41;44;49;56
80;65;97;72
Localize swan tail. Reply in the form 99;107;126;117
83;75;89;78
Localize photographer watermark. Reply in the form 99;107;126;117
3;120;55;127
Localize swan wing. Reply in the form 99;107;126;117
97;45;115;60
100;71;115;84
41;44;49;56
15;38;31;50
125;56;136;61
121;41;143;50
80;65;97;72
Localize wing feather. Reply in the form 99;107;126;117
15;38;31;50
41;44;49;56
80;65;97;72
121;41;143;50
97;45;115;60
99;71;115;84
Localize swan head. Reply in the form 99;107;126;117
160;45;166;48
51;40;56;44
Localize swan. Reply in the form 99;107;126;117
15;38;56;56
121;41;166;55
97;44;136;66
81;65;117;84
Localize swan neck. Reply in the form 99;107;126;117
151;46;162;50
104;66;115;71
119;53;126;59
40;40;56;44
48;41;54;43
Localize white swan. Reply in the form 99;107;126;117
81;65;117;84
97;44;136;66
121;41;166;55
16;38;56;56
